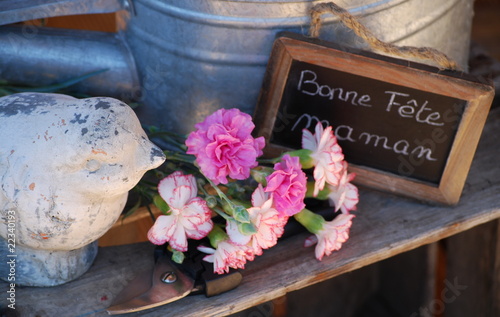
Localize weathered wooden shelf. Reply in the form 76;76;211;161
6;107;500;317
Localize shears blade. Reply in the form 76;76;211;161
106;253;195;315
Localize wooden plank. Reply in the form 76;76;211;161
376;243;438;316
281;263;378;317
98;206;161;247
5;107;500;316
24;12;121;33
442;220;500;317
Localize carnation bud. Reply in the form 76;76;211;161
207;225;228;248
250;166;274;186
221;200;232;214
171;249;185;264
238;222;258;235
205;196;218;209
232;205;251;223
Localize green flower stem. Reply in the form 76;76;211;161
305;182;331;200
153;194;170;214
195;179;218;209
207;224;228;248
0;88;13;96
202;175;251;223
147;130;187;141
257;149;314;168
230;199;252;209
257;157;281;165
285;149;314;169
203;174;236;210
293;208;325;234
147;131;187;151
213;207;232;221
146;204;157;223
197;180;211;196
163;150;195;164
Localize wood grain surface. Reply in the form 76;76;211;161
5;107;499;317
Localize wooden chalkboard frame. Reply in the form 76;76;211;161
253;33;495;205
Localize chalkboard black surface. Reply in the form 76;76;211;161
254;33;494;204
271;60;466;185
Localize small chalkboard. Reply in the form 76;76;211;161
253;33;495;205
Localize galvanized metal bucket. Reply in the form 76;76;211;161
0;26;139;100
125;0;474;134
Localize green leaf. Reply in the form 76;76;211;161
153;194;170;214
147;125;160;134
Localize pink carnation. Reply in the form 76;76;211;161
185;108;265;185
265;154;307;217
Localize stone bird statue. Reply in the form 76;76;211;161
0;92;166;286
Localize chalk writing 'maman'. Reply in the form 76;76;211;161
291;113;437;162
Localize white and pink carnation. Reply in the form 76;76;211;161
302;122;344;197
327;162;359;214
198;240;255;274
147;171;213;252
304;213;355;261
227;185;288;255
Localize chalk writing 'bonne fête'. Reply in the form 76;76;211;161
384;91;444;126
298;70;372;107
297;70;445;127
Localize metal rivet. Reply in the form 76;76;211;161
160;271;177;284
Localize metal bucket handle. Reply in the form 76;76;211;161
309;2;460;71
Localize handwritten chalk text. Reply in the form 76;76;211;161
291;113;437;162
296;69;446;128
385;91;444;126
298;70;372;107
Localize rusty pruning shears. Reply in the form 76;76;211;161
106;241;242;315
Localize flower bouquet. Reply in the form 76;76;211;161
138;108;359;274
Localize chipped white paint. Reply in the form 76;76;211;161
0;93;166;286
